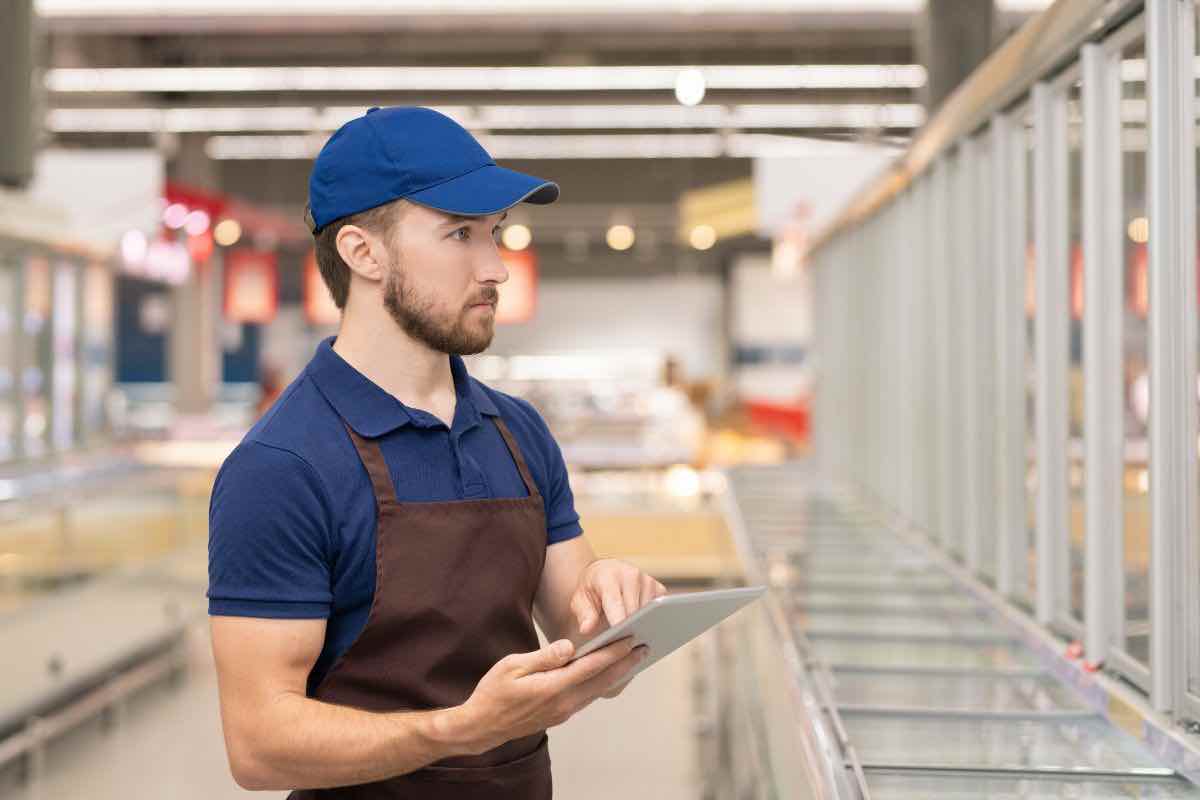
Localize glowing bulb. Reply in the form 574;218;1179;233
213;218;242;246
663;464;701;498
162;203;189;229
606;224;635;251
674;69;706;106
501;224;532;251
689;224;717;250
184;209;210;236
1127;216;1149;244
120;229;148;264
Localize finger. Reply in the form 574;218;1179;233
511;639;574;677
545;636;637;692
601;586;627;627
568;644;646;705
640;575;658;607
653;580;668;598
570;591;599;635
621;569;642;615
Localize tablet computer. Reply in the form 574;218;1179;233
567;585;767;685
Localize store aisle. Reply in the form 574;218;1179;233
7;616;702;799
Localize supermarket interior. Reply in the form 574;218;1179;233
5;0;1200;797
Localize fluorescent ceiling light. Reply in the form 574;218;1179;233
37;0;1050;15
205;132;902;160
47;103;925;133
45;64;926;94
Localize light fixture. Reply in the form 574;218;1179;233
121;229;148;264
35;0;1051;16
213;218;242;246
674;69;706;106
663;464;701;498
184;209;211;236
47;103;925;134
1127;216;1149;244
689;224;717;250
162;202;189;229
501;224;532;251
606;224;636;251
45;64;927;94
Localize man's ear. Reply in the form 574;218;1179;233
335;224;388;282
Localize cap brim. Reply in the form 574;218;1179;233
404;164;559;216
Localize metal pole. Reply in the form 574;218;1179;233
932;159;955;551
1146;0;1197;714
992;111;1027;598
1033;81;1069;627
959;137;983;573
1081;42;1123;666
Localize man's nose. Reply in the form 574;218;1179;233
478;246;510;284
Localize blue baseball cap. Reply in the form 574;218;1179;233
305;106;559;234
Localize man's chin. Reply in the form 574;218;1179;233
451;331;494;356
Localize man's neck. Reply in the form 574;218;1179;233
332;318;456;416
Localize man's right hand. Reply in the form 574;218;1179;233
447;637;648;756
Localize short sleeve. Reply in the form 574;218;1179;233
514;398;583;545
207;441;335;618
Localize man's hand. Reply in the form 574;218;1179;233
451;636;648;755
568;558;667;698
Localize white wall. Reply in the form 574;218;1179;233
488;274;726;380
731;254;812;402
259;274;726;386
753;142;897;237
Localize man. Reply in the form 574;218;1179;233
207;106;667;798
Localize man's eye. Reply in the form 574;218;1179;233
452;227;470;241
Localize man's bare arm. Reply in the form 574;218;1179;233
211;613;646;791
210;616;473;790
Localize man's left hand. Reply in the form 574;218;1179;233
568;558;667;699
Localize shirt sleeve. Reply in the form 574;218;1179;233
207;440;335;618
513;397;584;545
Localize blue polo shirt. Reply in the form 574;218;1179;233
207;336;583;693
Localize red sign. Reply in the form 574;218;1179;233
224;249;278;324
188;230;214;266
496;247;538;324
303;249;341;327
1129;244;1148;318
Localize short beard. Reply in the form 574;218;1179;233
382;260;494;356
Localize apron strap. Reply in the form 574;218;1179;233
492;415;541;499
342;422;399;506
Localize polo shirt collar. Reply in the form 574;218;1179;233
307;336;497;438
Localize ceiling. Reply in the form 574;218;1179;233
35;1;1038;277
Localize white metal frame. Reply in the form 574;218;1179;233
1146;0;1199;717
931;158;956;553
993;108;1030;601
1033;76;1073;631
1184;0;1200;720
958;136;984;573
973;130;998;582
1089;14;1154;693
809;0;1200;748
1081;38;1124;670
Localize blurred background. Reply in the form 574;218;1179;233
13;1;1196;799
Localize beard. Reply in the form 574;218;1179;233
381;260;497;356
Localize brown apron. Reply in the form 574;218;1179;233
288;414;552;799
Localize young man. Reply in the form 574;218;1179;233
208;106;667;798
